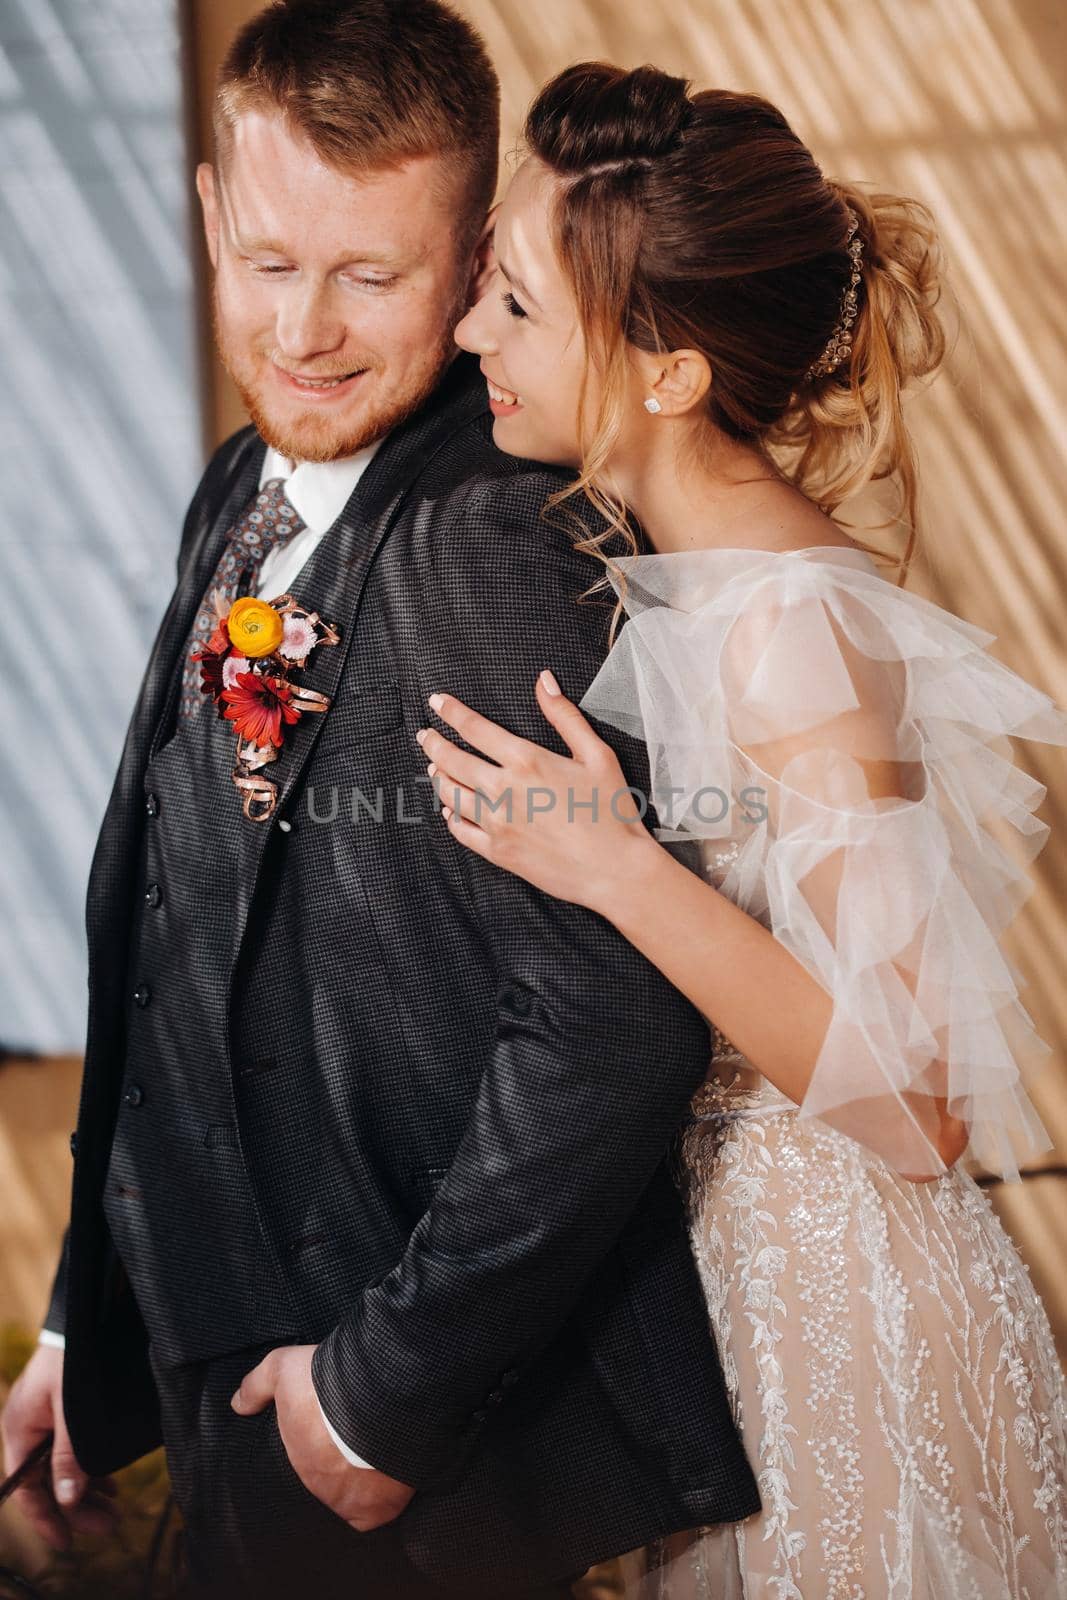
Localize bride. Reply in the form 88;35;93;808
422;61;1067;1598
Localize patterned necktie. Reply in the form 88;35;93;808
179;477;305;721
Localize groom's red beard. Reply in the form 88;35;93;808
210;291;462;463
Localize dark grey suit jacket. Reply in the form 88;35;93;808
46;352;758;1585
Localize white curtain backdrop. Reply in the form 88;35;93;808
0;0;202;1052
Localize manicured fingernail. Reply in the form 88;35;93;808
230;1390;241;1409
428;694;444;710
427;763;437;777
540;670;561;696
441;805;452;819
57;1479;78;1504
415;729;427;745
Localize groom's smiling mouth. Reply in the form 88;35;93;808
272;362;369;400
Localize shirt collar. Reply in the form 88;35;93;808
260;436;387;537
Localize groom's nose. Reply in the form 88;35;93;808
274;279;347;363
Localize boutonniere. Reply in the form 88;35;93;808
190;591;340;823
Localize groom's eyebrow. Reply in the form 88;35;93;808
236;230;405;268
238;233;293;253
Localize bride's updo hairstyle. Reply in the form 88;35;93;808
524;63;947;610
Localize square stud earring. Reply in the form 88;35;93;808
643;396;662;414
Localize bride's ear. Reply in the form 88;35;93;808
465;203;501;308
640;348;713;419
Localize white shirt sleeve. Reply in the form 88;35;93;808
314;1397;378;1471
38;1330;377;1472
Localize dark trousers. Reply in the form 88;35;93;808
148;1339;585;1600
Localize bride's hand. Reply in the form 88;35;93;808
416;670;654;912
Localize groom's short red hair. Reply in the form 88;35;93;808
214;0;501;257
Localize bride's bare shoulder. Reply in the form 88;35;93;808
721;482;865;554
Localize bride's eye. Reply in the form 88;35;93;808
501;290;528;320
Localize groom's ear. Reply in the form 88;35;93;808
196;163;220;269
464;202;500;309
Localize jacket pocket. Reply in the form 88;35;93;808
314;682;403;756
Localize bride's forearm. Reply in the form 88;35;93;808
596;832;833;1108
596;833;967;1174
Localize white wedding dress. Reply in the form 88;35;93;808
578;544;1067;1599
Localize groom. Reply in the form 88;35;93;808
1;2;757;1595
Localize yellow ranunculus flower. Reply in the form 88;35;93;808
227;597;284;659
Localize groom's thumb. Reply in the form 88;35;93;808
51;1426;86;1507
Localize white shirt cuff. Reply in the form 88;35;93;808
315;1396;377;1470
38;1329;65;1349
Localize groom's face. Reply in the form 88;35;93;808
197;112;477;463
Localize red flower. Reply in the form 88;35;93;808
206;616;231;655
190;615;234;705
221;672;301;747
191;645;227;703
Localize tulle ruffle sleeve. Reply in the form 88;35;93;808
578;547;1067;1179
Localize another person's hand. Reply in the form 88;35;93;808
417;671;651;912
231;1344;416;1532
0;1342;119;1551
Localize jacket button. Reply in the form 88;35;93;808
145;793;160;817
123;1084;145;1108
133;983;151;1008
144;882;163;908
69;1130;78;1156
501;984;531;1016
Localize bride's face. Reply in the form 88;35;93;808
454;157;619;470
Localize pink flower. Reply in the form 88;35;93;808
278;614;318;661
222;653;250;690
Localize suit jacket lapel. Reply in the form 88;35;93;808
240;354;488;841
142;432;266;757
80;427;266;1117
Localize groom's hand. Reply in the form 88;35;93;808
230;1345;415;1532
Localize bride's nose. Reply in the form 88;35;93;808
454;295;497;355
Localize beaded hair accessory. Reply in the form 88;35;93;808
805;206;864;380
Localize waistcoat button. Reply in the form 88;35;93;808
144;882;163;908
123;1084;145;1108
500;984;531;1016
145;793;160;817
133;983;152;1008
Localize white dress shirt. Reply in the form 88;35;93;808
41;432;392;1476
255;437;385;599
